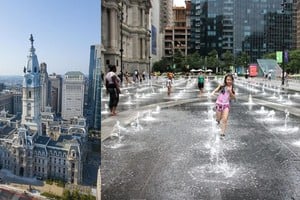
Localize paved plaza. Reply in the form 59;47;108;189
101;76;300;200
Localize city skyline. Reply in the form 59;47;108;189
0;0;100;76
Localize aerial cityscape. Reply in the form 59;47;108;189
101;0;300;199
0;0;100;199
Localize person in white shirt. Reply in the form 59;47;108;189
105;65;121;116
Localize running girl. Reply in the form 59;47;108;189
211;74;236;137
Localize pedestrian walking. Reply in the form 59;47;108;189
105;65;121;116
166;73;173;96
197;70;205;95
268;71;272;81
211;74;236;138
125;71;130;85
142;71;146;80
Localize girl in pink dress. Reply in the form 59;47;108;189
211;74;236;137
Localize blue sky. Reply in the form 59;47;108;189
0;0;100;76
174;0;185;6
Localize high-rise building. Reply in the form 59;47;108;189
165;3;191;59
296;0;300;49
61;71;85;120
190;0;295;62
49;73;63;116
160;0;173;31
40;62;50;112
149;0;163;65
87;45;101;130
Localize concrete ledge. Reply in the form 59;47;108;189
101;97;205;141
238;95;300;117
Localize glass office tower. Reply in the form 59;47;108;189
190;0;295;62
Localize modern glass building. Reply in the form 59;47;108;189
190;0;295;62
87;45;101;130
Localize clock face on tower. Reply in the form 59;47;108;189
27;78;32;85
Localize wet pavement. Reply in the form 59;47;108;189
101;76;300;200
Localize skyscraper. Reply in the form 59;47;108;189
49;73;63;116
40;62;50;112
190;0;295;62
61;71;85;120
87;44;101;130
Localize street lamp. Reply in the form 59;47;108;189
148;56;151;79
148;30;151;79
119;1;124;83
281;0;287;86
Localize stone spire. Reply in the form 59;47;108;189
26;34;39;73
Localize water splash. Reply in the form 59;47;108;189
255;106;268;115
152;106;161;114
130;112;143;131
274;109;299;133
123;95;133;105
142;110;156;121
101;103;109;114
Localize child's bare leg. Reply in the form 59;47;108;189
220;109;229;135
216;111;222;124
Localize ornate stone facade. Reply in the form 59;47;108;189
101;0;152;74
0;35;86;185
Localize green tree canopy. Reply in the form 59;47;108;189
206;49;220;71
221;50;234;72
184;52;203;71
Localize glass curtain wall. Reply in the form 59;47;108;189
190;0;295;62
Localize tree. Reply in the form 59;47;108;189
62;190;72;200
235;52;250;71
206;49;220;72
173;49;185;72
184;52;203;71
221;50;234;73
152;57;171;73
286;50;300;74
72;190;81;200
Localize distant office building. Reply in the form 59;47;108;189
164;3;191;59
0;83;5;92
0;92;13;114
190;0;295;62
296;0;300;49
12;92;22;115
87;45;101;130
61;71;85;120
149;1;163;65
160;0;173;30
49;73;63;116
0;90;22;116
40;62;51;112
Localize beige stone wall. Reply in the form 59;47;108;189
101;0;152;74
